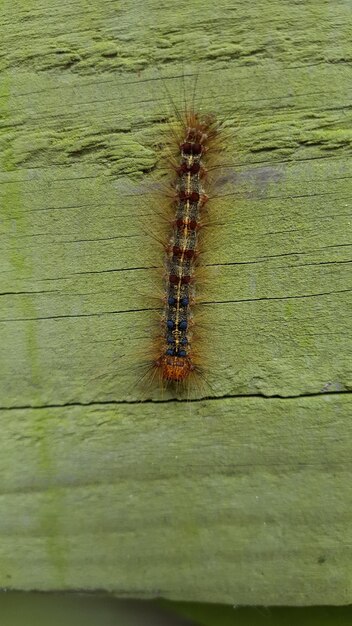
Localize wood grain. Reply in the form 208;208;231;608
0;0;351;604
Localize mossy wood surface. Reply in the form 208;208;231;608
1;0;352;606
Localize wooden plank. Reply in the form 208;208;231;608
0;395;351;604
0;0;352;605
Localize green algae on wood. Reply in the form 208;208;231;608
0;0;352;606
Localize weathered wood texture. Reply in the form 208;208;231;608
0;0;352;605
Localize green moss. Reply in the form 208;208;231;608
0;0;351;604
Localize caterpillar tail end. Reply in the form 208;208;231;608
157;355;194;383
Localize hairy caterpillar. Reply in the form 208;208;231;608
133;74;229;396
84;71;239;401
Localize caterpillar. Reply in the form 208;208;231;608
155;111;218;384
85;72;236;401
137;77;227;395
